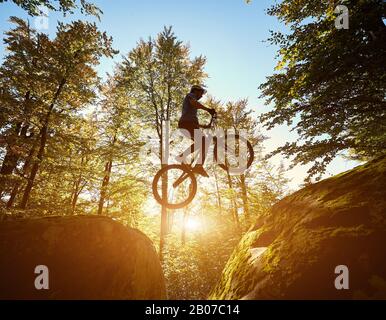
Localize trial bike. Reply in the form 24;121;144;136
152;114;254;209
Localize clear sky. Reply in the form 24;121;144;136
0;0;361;189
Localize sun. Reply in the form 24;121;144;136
185;217;201;231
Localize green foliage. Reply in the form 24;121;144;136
210;156;386;300
204;97;288;226
161;217;241;300
114;26;208;259
0;0;102;18
0;17;291;300
260;0;386;181
248;157;290;216
118;26;207;139
0;17;116;211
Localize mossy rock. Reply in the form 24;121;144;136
210;156;386;300
0;216;166;300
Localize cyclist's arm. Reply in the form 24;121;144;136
188;96;214;114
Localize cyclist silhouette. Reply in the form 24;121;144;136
178;85;216;177
153;85;254;209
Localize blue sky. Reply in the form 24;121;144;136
0;0;361;189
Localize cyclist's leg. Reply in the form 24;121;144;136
193;128;211;166
190;128;210;177
177;125;196;164
178;123;210;166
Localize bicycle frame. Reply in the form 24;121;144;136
172;114;217;188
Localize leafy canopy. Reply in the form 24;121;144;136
0;0;102;18
260;0;386;181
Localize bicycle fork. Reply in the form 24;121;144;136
173;168;191;188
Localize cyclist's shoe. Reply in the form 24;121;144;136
193;165;209;177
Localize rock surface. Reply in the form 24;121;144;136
210;156;386;299
0;215;166;299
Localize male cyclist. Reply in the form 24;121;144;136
178;85;216;177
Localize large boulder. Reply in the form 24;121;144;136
210;156;386;299
0;215;166;299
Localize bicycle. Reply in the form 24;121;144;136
152;114;254;209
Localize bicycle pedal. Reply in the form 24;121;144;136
181;163;193;171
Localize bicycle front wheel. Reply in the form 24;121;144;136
152;164;197;209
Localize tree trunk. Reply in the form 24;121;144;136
6;142;37;208
159;125;169;261
97;159;113;215
97;134;116;216
18;78;66;209
71;157;86;214
0;92;31;195
212;164;223;215
226;168;240;230
181;207;188;245
71;179;83;215
71;180;86;215
159;163;168;262
71;191;80;214
0;92;31;174
167;208;174;234
6;183;20;209
239;174;250;224
19;123;48;209
0;143;19;175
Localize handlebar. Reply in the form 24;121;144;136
203;112;217;129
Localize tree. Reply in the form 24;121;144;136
64;117;99;215
0;18;116;208
259;0;386;181
248;156;290;217
118;26;207;260
0;17;46;197
36;114;100;215
96;75;144;216
213;98;264;228
0;0;101;18
20;20;115;209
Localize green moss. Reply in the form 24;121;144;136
209;229;265;299
262;246;280;274
323;193;355;209
328;225;372;238
211;156;386;299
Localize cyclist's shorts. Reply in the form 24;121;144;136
178;120;199;140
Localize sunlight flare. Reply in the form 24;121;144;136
185;217;201;232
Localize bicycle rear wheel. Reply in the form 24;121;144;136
213;134;254;173
152;164;197;209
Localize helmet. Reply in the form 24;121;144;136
191;85;207;94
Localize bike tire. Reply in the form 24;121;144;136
152;164;197;209
213;134;254;172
